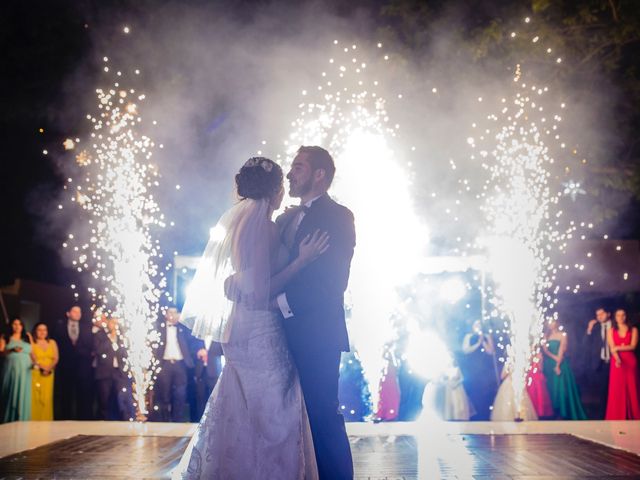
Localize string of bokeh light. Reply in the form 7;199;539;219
59;55;165;419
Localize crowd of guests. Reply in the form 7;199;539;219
1;304;637;424
0;305;223;423
377;306;639;422
432;306;638;421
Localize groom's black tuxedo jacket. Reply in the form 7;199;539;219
276;193;355;353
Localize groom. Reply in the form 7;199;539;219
275;146;355;480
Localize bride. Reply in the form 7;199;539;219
173;157;326;479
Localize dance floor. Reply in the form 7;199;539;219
1;420;639;479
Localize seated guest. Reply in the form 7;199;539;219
542;320;587;420
94;316;134;420
53;305;95;420
0;318;33;423
606;309;639;420
582;307;612;418
30;322;58;421
153;306;205;422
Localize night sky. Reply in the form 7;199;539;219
2;1;90;286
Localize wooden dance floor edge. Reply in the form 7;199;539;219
1;420;640;459
1;421;640;479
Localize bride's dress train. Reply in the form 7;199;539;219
173;306;317;479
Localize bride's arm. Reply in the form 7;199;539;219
269;226;329;298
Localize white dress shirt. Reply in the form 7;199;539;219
600;320;611;362
109;333;119;368
277;195;322;319
164;324;184;360
68;320;80;345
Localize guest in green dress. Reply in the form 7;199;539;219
542;320;587;420
0;318;33;423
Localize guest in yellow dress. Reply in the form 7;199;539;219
30;323;58;421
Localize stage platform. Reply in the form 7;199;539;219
1;420;639;478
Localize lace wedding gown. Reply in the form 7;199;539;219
173;246;318;479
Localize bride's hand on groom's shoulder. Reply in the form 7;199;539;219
297;230;330;266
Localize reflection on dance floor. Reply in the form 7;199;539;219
1;421;640;478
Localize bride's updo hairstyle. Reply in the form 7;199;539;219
235;157;283;201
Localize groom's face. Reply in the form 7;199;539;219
287;153;313;198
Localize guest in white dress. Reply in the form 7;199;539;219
443;366;476;421
491;363;538;421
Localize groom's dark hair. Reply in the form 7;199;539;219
298;146;335;186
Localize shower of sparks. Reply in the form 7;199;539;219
278;41;428;414
562;180;586;201
466;20;582;416
62;59;165;417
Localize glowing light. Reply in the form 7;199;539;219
63;138;75;150
405;324;452;380
562;180;586;201
439;277;467;304
62;65;165;417
281;42;428;414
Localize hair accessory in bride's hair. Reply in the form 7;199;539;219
236;156;283;201
244;157;274;172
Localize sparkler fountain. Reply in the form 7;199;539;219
468;25;580;417
61;57;165;418
279;41;428;414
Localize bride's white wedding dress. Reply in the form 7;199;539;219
173;199;317;480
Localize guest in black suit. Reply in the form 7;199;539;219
275;146;355;480
53;305;95;420
582;307;612;418
192;341;223;421
153;306;205;422
93;316;133;420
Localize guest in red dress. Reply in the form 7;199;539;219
605;309;639;420
527;352;554;418
376;355;400;421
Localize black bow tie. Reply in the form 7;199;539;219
300;205;310;213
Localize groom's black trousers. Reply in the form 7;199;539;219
288;345;354;480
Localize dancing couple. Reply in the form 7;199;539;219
174;146;355;479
